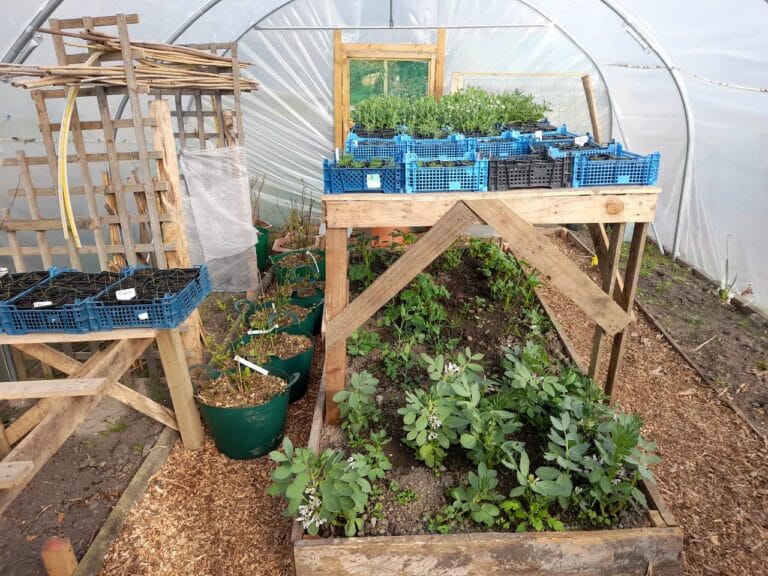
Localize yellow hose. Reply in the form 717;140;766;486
58;51;104;247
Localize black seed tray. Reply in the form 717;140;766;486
487;153;573;191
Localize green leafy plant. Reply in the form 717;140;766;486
450;462;503;527
389;481;418;505
347;329;382;357
718;234;738;302
268;438;373;536
349;233;385;289
332;371;381;442
380;273;450;345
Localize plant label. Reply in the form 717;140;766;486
116;287;137;301
137;312;150;321
534;130;544;140
366;173;382;189
33;300;52;308
233;355;270;375
574;135;589;147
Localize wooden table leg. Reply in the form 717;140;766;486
156;328;204;449
605;222;649;400
324;227;348;425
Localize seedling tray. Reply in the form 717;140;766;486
88;265;211;330
572;149;661;187
0;271;53;304
475;131;532;158
402;134;476;159
0;271;121;334
404;152;488;193
323;159;404;194
345;133;406;161
487;153;573;190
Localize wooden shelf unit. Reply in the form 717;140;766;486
321;186;660;423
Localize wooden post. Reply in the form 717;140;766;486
581;74;602;144
605;222;649;399
41;536;78;576
588;223;626;378
150;99;204;365
156;329;204;449
324;227;349;425
434;28;446;99
333;30;344;150
0;422;10;457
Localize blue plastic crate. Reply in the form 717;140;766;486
571;146;660;187
0;271;121;335
404;152;488;193
323;159;404;193
475;131;533;158
547;141;622;160
345;133;406;161
402;134;476;159
87;265;212;330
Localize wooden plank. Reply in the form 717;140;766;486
16;152;53;269
323;189;660;228
324;202;479;350
0;422;10;457
341;43;438;54
587;223;626;304
588;222;625;377
6;232;25;272
0;328;157;345
95;87;137;266
174;93;187;149
5;400;54;445
1;214;172;231
581;74;603;144
0;151;165;167
117;13;167;269
0;461;34;490
293;528;683;576
434;29;446;99
0;378;108;400
69;105;109;270
194;91;206;148
48;118;153;131
156;329;204;450
323;228;349;425
55;14;139;29
230;43;245;145
606;222;649;398
333;30;344;150
0;243;176;257
465;199;631;337
0;337;153;514
107;383;179;431
30;91;81;269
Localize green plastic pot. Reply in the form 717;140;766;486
231;327;314;403
195;367;297;460
254;222;272;271
270;250;325;285
290;287;325;309
237;296;324;336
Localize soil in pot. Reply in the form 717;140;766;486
196;369;286;409
248;302;312;331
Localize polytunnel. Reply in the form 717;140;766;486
0;0;766;313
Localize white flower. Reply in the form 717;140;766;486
427;431;438;441
427;414;442;430
444;362;460;375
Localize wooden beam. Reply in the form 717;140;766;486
465;199;632;337
325;202;479;350
588;223;625;377
322;188;660;228
434;29;446;99
323;228;349;425
0;461;34;489
107;383;179;431
341;43;438;54
581;74;602;144
41;536;78;576
333;30;344;150
588;223;626;304
54;14;139;29
606;223;649;398
0;378;108;400
156;329;204;449
0;422;10;457
4;400;54;446
0;338;153;514
293;527;683;576
0;328;157;345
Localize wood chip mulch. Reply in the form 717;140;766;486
537;232;768;576
97;342;322;576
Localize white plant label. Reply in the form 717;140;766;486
366;173;382;189
115;287;137;301
137;312;150;321
574;135;589;147
33;301;52;308
233;355;270;376
248;325;279;335
534;130;543;140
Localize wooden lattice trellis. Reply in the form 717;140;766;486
0;14;250;377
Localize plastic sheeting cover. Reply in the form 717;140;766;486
179;146;259;291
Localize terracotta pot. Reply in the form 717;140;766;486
272;233;321;254
369;227;410;248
